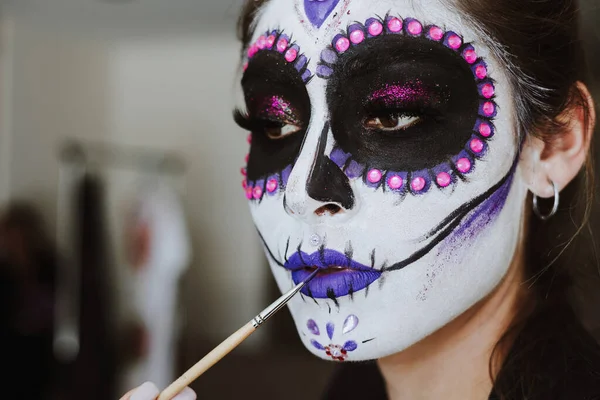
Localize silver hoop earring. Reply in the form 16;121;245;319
532;180;559;221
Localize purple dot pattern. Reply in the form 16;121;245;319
242;31;314;202
242;133;292;202
245;29;313;84
306;316;362;362
243;167;292;203
316;14;498;195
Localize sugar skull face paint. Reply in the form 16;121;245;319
235;0;528;361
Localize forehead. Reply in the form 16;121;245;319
251;0;483;57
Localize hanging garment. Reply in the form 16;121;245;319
124;179;191;390
68;172;117;400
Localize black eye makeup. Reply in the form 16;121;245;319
320;16;497;195
235;30;313;201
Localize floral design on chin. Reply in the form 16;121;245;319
307;314;360;361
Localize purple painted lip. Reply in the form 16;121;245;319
285;249;382;299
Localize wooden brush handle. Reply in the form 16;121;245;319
157;321;256;400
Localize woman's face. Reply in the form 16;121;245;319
237;0;528;361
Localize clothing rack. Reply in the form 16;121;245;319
59;139;186;176
53;138;186;368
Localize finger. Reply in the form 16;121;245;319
172;387;197;400
126;382;160;400
119;388;136;400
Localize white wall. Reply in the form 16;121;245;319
7;19;111;231
2;7;270;349
108;34;268;342
0;11;14;205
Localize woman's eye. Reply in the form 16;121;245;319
264;122;302;139
364;113;421;131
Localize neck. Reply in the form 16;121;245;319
378;251;526;400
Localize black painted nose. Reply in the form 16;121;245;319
305;123;355;212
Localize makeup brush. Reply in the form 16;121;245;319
156;269;319;400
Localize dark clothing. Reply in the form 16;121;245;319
322;359;600;400
322;322;600;400
0;253;57;400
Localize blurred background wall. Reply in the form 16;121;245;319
0;0;270;341
0;0;597;399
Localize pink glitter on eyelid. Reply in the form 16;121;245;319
263;96;295;119
369;81;434;105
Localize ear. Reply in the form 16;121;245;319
520;82;596;198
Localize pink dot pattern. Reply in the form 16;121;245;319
336;37;351;52
429;26;444;41
316;16;499;196
482;101;495;116
350;30;365;44
257;36;267;49
447;34;462;49
411;177;426;192
277;38;288;53
387;18;403;32
481;83;495;98
245;29;312;84
368;21;383;36
407;20;422;35
285;48;298;62
387;175;403;190
456;158;472;174
470;138;484;153
266;179;278;193
479;122;492;137
475;65;487;79
436;172;452;188
367;169;383;183
463;49;477;64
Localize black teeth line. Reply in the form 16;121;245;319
365;284;370;298
306;285;319;305
448;156;468;182
384;161;516;272
327;303;332;314
297;242;307;266
348;282;354;301
327;288;339;308
370;249;376;269
378;274;386;289
379;261;388;272
344;241;354;264
284;237;291;262
300;293;307;303
258;179;266;204
255;228;285;267
362;338;376;344
318;244;327;266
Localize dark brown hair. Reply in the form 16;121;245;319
237;1;600;399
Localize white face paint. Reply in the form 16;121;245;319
236;0;528;361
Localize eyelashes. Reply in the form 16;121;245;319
233;108;303;140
